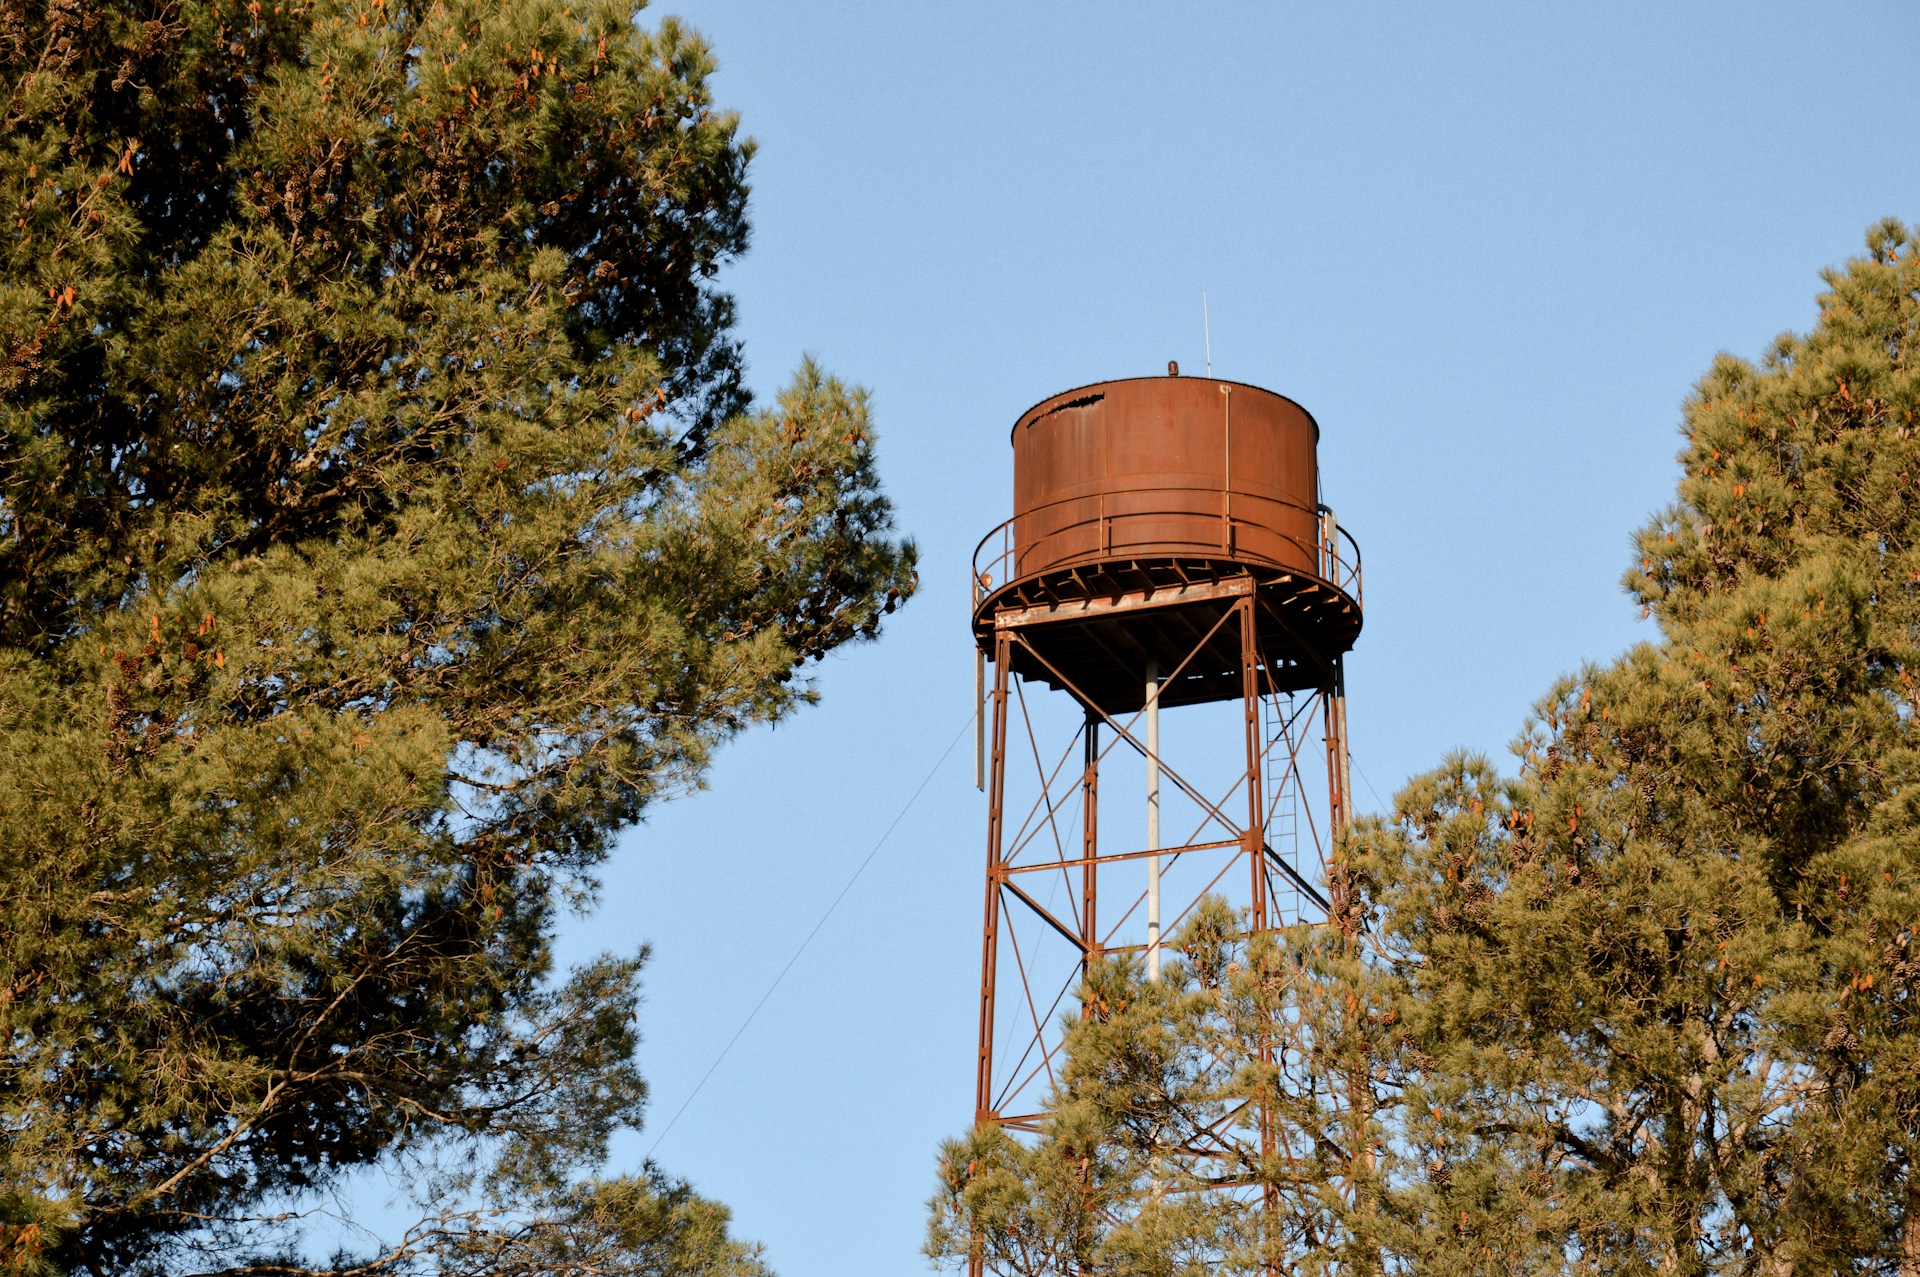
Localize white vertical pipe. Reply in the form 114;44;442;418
1146;658;1162;981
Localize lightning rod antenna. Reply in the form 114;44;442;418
1203;291;1212;376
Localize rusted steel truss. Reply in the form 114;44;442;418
974;581;1351;1143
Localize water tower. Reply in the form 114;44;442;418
967;371;1362;1153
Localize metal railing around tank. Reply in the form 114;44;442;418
970;487;1362;607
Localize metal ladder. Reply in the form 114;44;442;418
1260;691;1303;926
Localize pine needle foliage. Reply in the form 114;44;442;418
0;0;916;1272
1353;218;1920;1276
930;221;1920;1275
927;900;1374;1277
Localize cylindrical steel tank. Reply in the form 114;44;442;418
973;373;1360;711
1010;377;1321;583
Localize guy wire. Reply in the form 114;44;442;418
645;712;973;1157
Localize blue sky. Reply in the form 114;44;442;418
547;4;1920;1273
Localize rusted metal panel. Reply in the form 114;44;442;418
1010;377;1322;584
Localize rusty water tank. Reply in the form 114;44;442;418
973;374;1361;711
1011;377;1321;581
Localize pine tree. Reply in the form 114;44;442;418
926;901;1380;1277
1351;219;1920;1275
0;1;916;1272
930;221;1920;1275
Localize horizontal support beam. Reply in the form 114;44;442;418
1005;837;1245;874
991;573;1257;631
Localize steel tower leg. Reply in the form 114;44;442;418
1324;655;1351;876
1238;597;1267;931
975;629;1011;1128
1236;595;1284;1276
1082;705;1099;986
1145;658;1161;981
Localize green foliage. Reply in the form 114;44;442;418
928;901;1374;1277
1351;218;1920;1275
0;0;914;1272
931;221;1920;1274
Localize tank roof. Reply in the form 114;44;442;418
1010;375;1322;444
